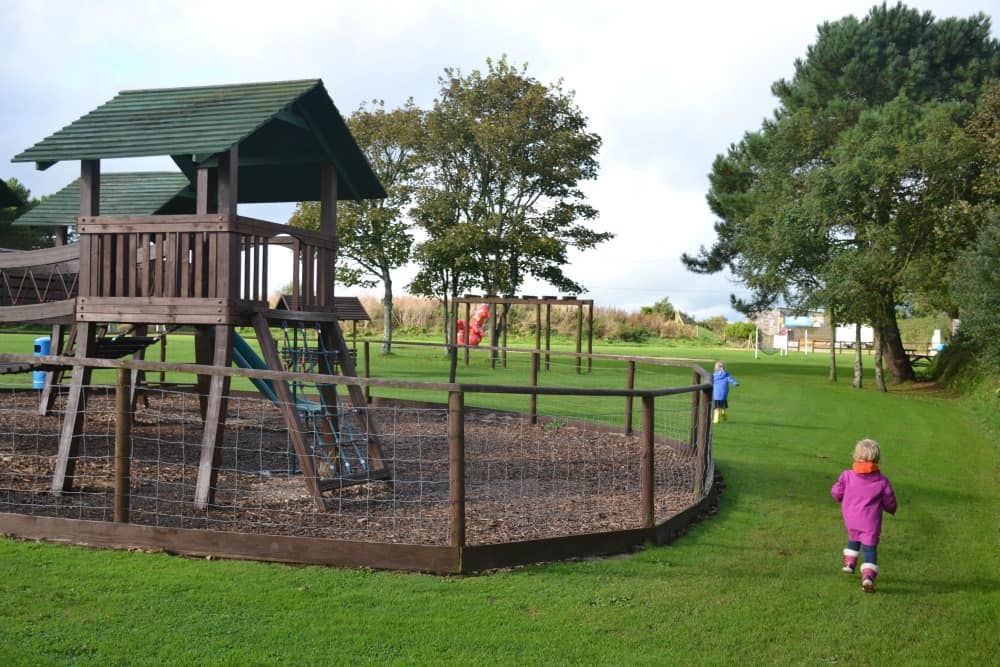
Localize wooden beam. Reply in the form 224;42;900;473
321;320;387;472
217;146;238;220
52;322;95;494
251;313;325;510
193;325;233;509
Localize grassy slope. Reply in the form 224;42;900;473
0;342;996;665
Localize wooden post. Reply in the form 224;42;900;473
575;304;583;375
625;360;636;435
545;302;552;371
534;303;542;356
52;159;99;495
217;146;238;220
694;386;711;498
448;390;466;549
449;298;459;384
641;395;655;529
194;325;234;509
363;340;371;404
38;323;65;416
489;303;497;369
501;306;508;370
129;324;148;411
587;302;594;373
690;370;701;448
530;351;539;425
463;301;471;366
114;368;132;524
159;329;167;384
194;325;212;420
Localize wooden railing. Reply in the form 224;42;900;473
74;215;336;324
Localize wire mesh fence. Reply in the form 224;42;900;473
0;345;714;568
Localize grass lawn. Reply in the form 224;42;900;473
0;336;996;665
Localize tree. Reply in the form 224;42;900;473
290;100;424;353
414;56;612;350
640;296;675;319
684;4;1000;383
0;179;49;250
950;81;1000;367
408;189;479;345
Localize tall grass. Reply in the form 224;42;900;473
356;294;709;343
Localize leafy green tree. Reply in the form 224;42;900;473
640;296;675;319
408;189;479;344
684;4;999;383
414;56;612;349
290;100;424;352
951;81;1000;367
0;179;49;250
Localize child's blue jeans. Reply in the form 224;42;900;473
847;540;877;564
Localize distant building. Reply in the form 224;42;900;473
751;307;873;351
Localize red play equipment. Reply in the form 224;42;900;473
456;304;490;346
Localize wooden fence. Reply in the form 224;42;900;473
0;347;717;573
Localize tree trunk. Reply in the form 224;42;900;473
381;276;393;354
828;315;837;383
872;292;915;383
874;331;887;393
440;297;451;346
852;323;863;389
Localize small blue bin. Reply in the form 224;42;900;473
33;336;51;389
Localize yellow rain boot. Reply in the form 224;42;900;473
713;408;721;424
720;408;728;422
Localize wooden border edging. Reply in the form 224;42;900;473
0;514;461;572
0;478;721;574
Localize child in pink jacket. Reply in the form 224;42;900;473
831;438;897;593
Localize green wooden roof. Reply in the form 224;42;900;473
0;179;26;208
12;172;193;226
13;79;386;203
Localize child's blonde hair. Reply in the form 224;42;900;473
853;438;881;463
714;361;726;371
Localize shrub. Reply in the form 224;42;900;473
724;321;755;342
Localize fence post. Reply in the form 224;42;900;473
363;341;371;404
625;360;636;435
690;370;701;447
641;394;655;530
114;368;132;523
449;299;459;384
530;351;539;425
575;305;583;375
448;390;466;550
694;385;711;498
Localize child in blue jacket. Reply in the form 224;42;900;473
712;361;740;423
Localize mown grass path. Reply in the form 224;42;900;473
0;345;996;665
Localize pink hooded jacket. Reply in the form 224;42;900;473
831;464;897;545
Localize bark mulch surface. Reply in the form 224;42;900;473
0;390;698;546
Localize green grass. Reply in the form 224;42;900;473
0;339;997;665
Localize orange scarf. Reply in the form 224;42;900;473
853;461;880;474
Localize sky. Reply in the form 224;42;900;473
1;0;996;321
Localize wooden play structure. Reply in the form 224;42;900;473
455;294;595;372
6;79;390;509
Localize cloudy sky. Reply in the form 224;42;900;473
2;0;995;320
